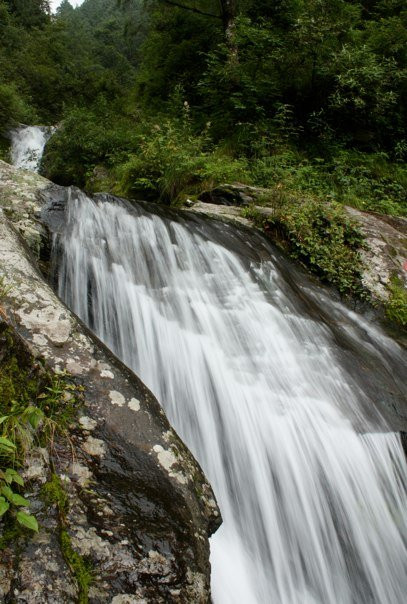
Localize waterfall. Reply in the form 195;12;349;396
55;190;407;604
10;125;54;172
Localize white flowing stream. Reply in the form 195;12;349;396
55;190;407;603
10;125;54;172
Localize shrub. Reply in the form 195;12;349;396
118;113;248;203
385;277;407;329
0;309;82;537
0;83;36;133
243;191;365;296
249;149;407;217
42;99;139;187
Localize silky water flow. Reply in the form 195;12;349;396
54;189;407;604
10;125;54;172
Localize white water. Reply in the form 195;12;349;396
10;125;54;172
56;191;407;604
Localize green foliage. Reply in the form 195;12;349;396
41;473;69;514
0;461;38;532
118;105;248;202
0;463;39;533
243;191;365;296
42;99;139;187
326;151;407;215
250;149;407;216
16;510;39;531
0;0;140;129
385;277;407;328
0;326;82;535
39;0;406;222
135;3;219;106
0;83;35;132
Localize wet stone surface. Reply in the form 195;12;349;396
0;161;221;602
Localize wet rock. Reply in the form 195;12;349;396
15;531;78;603
344;206;407;304
0;161;221;602
198;182;266;206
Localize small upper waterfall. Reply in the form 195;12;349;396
54;190;407;604
10;125;54;172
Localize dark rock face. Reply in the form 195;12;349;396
0;161;221;603
198;183;266;206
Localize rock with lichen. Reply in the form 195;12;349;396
0;160;221;603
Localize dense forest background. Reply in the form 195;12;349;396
0;0;406;216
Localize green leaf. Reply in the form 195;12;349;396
0;416;8;425
17;511;38;532
27;408;44;430
1;485;14;502
0;499;10;516
11;493;30;507
0;437;16;449
5;468;24;486
0;486;29;507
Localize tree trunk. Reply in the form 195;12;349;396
220;0;238;61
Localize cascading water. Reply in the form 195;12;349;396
55;190;407;604
10;125;54;172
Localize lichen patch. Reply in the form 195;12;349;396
111;595;147;604
82;436;106;458
71;462;93;487
71;527;110;560
66;358;84;375
109;390;125;406
128;398;140;412
101;369;114;379
32;333;48;347
16;304;71;346
79;416;97;431
153;445;188;485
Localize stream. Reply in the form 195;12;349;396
10;125;54;172
53;189;407;604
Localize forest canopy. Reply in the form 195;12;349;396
0;0;406;215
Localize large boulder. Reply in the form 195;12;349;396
0;161;221;603
344;206;407;304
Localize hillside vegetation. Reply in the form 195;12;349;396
0;0;405;216
0;1;405;311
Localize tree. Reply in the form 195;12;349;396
221;0;237;56
5;0;50;27
56;0;75;18
126;0;238;53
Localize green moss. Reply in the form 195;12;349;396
385;278;407;329
60;530;93;604
0;520;23;551
0;327;81;460
0;354;39;410
40;473;93;602
41;473;69;514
